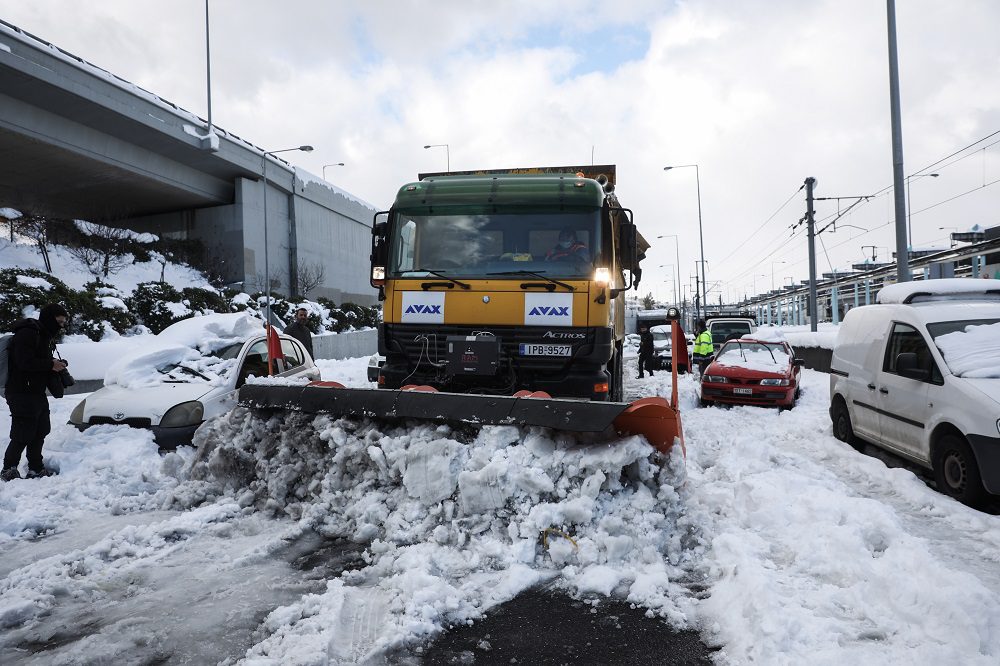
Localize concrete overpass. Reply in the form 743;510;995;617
0;19;377;305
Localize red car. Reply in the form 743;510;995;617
700;338;804;409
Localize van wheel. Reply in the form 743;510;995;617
831;399;862;450
933;434;989;508
700;398;714;408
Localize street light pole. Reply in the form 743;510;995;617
423;144;450;172
657;234;682;308
658;264;677;305
322;163;345;181
663;165;706;322
771;260;786;292
905;173;939;250
261;145;314;326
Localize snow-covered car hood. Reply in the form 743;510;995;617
83;382;219;425
960;377;1000;407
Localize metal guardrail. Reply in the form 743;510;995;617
742;236;1000;308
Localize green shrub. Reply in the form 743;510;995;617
0;268;75;333
182;287;229;316
127;282;191;334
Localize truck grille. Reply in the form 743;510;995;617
384;324;595;372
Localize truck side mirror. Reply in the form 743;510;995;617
896;352;930;381
370;212;390;294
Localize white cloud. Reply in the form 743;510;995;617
1;0;998;300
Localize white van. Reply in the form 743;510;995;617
829;279;1000;506
707;317;756;353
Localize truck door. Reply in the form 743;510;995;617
875;322;938;461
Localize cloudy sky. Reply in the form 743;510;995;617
2;0;998;302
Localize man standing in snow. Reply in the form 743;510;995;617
637;325;655;378
283;307;314;359
692;319;714;376
2;303;69;481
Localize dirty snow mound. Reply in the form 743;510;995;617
181;407;695;661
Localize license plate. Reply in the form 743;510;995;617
519;344;571;357
733;387;752;395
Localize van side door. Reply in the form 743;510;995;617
875;322;939;462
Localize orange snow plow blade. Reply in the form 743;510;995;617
239;384;682;455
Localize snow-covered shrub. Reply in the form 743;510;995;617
127;281;192;334
81;280;137;339
182;287;229;317
0;268;75;332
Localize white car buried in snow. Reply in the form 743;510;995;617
69;315;320;448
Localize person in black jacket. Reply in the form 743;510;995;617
637;325;655;379
283;307;314;359
2;303;68;481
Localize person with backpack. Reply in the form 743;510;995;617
2;303;69;481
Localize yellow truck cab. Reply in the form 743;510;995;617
368;165;647;402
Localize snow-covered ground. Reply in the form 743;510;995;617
2;357;999;664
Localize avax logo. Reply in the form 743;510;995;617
405;304;442;314
528;306;570;317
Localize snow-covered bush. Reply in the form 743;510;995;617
127;282;192;334
0;268;74;332
81;280;137;340
182;287;229;317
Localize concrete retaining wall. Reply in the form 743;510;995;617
313;329;377;361
792;346;833;373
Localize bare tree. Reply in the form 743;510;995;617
66;221;131;277
14;214;53;273
295;260;326;297
248;270;282;293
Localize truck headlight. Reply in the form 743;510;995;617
760;378;790;386
69;399;87;425
594;267;610;285
160;401;204;427
704;375;727;383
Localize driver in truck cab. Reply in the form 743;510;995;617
545;229;590;262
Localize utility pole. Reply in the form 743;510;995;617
887;0;911;282
805;177;818;332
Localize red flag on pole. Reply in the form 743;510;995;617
672;321;690;374
266;324;284;375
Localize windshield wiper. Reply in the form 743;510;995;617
764;345;778;363
401;269;470;290
167;365;211;381
486;270;575;292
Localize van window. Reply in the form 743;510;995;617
883;322;942;383
710;321;753;345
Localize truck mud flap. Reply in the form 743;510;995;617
239;383;681;454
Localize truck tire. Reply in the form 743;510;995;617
933;434;989;508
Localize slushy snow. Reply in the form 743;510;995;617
2;360;1000;664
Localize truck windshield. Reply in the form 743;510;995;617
388;208;602;279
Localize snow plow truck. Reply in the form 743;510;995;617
240;165;684;452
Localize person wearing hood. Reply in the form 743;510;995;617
2;303;69;481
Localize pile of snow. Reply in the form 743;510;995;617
0;224;212;293
755;323;839;349
178;412;691;659
715;343;790;372
935;322;1000;378
104;313;264;388
877;278;1000;304
74;219;158;244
